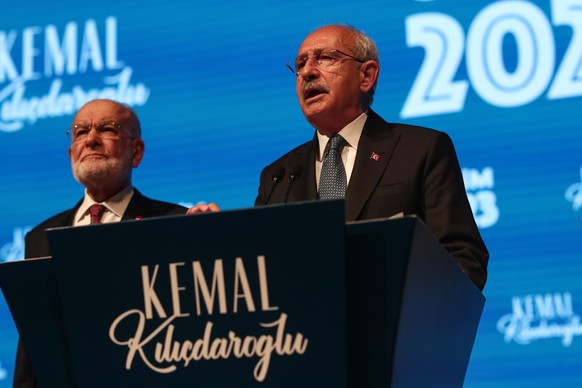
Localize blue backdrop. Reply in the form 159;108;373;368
1;0;581;386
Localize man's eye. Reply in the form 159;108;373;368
319;55;335;63
296;61;306;70
75;128;89;137
100;125;117;133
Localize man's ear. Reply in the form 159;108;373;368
131;139;145;168
360;60;379;94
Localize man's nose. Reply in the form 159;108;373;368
299;59;320;80
85;128;101;145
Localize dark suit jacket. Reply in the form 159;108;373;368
255;109;489;290
14;189;187;388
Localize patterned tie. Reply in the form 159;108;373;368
319;134;347;199
88;204;106;224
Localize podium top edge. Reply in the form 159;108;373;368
0;256;51;266
45;200;346;233
346;213;419;226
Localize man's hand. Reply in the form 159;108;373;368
186;202;220;214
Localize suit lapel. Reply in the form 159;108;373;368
345;110;401;221
288;136;318;202
121;189;151;221
64;200;83;226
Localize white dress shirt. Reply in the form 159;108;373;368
73;185;135;226
316;110;368;190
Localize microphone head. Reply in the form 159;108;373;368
272;166;286;183
289;164;302;180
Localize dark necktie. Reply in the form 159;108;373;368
319;134;347;199
88;204;106;224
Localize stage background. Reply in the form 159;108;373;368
0;0;581;386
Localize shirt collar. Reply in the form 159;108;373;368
316;110;368;161
76;185;134;223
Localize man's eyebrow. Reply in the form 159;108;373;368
296;48;329;58
74;118;119;123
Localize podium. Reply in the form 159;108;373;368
0;200;484;387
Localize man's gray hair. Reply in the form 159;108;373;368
326;24;380;105
123;104;142;138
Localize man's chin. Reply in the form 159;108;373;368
73;163;116;183
303;109;337;130
74;171;109;187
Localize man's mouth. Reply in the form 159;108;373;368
304;88;326;100
81;153;107;162
302;80;329;101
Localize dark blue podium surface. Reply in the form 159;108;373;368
0;201;484;387
346;216;485;387
2;201;347;387
0;257;74;387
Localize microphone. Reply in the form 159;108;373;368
284;164;302;203
264;166;286;205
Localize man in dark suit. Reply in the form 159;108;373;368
13;99;216;388
255;24;489;290
23;189;187;260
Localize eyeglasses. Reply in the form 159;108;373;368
287;49;366;76
67;121;133;143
